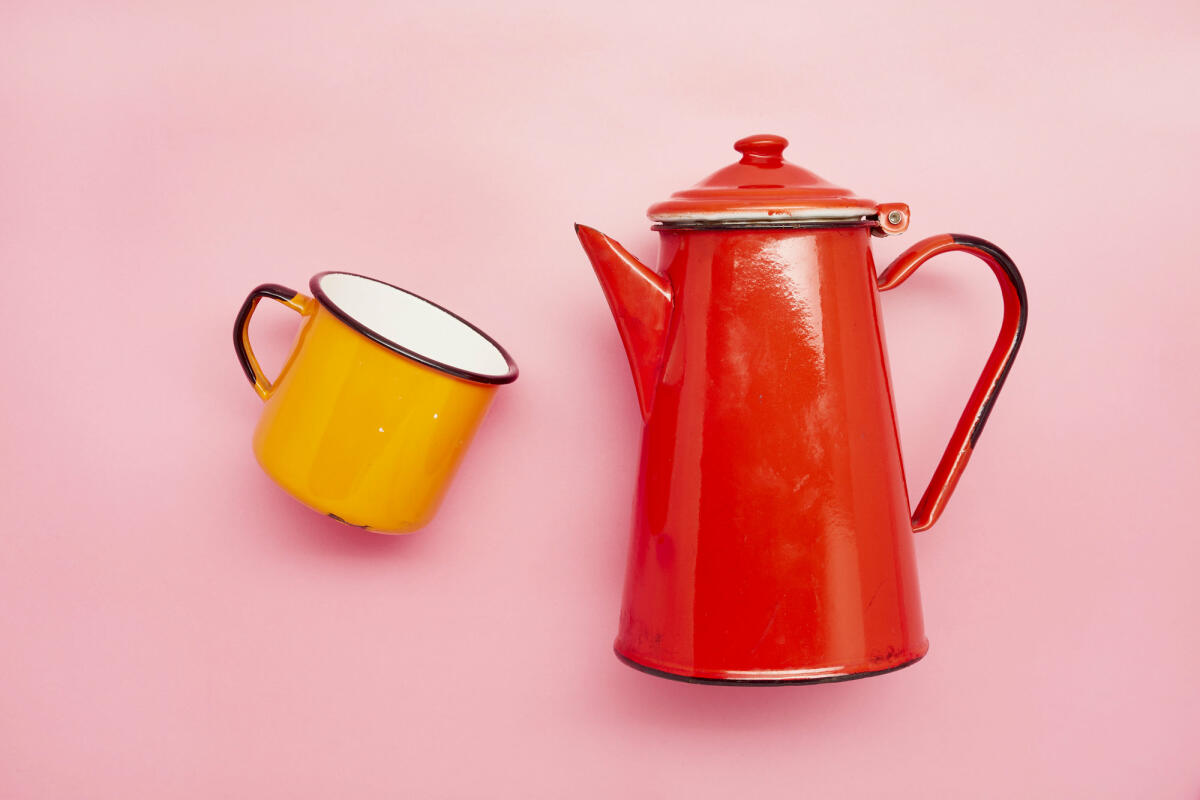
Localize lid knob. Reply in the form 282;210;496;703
734;134;788;166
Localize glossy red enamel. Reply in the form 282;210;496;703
577;135;1026;684
590;226;927;681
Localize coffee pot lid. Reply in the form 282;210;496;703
647;134;909;234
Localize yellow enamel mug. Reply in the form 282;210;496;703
233;272;518;533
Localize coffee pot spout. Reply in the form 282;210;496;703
575;224;672;420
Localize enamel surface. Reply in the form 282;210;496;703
316;272;512;379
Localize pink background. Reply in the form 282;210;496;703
2;1;1198;796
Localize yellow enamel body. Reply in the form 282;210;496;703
247;297;499;533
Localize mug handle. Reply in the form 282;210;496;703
877;234;1028;532
233;283;315;400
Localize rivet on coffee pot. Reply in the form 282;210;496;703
875;202;911;236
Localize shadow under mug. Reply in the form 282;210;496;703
233;271;518;533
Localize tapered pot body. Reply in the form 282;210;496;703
615;226;928;683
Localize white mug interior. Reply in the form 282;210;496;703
313;272;516;383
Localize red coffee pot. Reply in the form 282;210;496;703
577;135;1027;684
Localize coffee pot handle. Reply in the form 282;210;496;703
233;283;315;400
877;235;1028;532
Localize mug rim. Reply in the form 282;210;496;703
310;271;519;385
